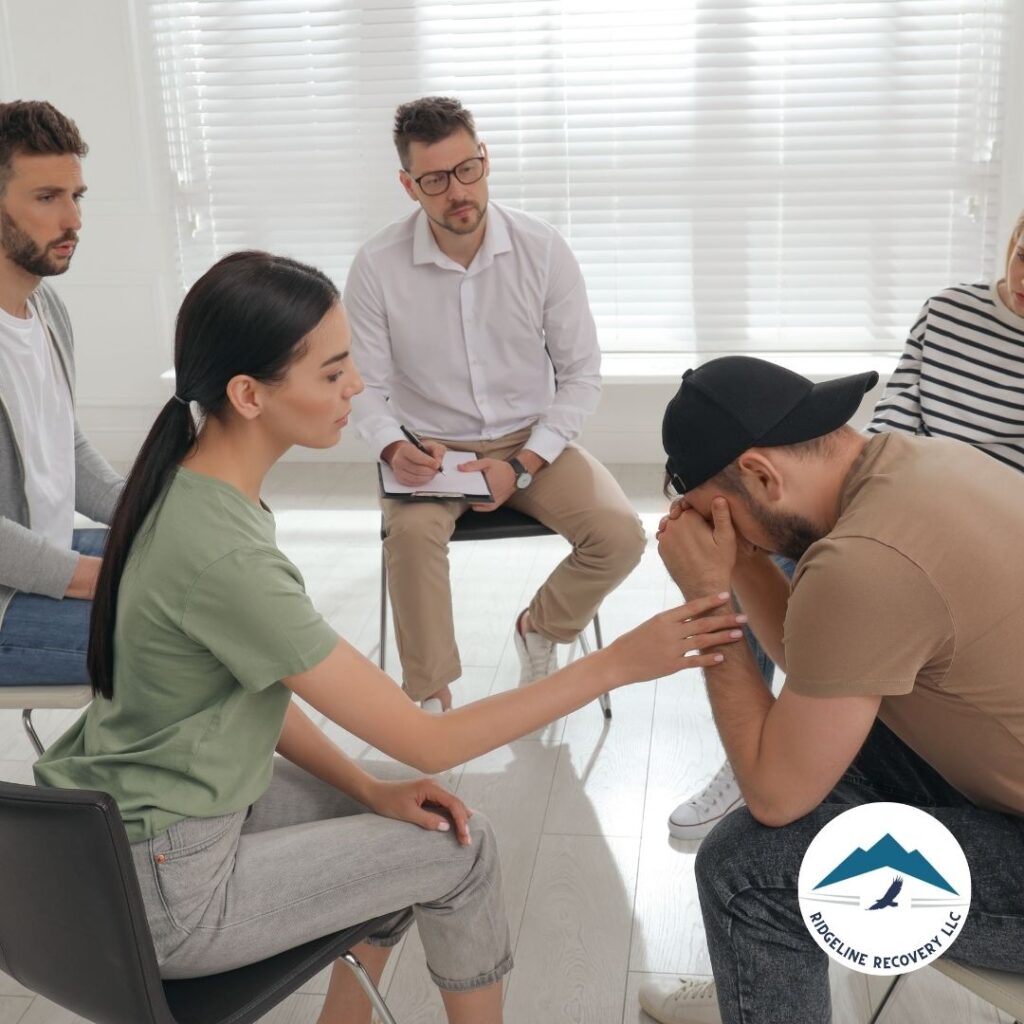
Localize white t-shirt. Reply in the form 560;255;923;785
0;303;75;549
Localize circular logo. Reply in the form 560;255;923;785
798;803;971;975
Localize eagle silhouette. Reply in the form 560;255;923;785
867;875;903;910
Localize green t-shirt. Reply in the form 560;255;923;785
34;468;338;843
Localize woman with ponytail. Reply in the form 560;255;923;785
35;251;744;1024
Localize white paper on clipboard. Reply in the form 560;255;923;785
378;450;493;501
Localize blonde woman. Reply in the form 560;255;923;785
868;211;1024;467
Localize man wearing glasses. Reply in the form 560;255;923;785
346;96;644;713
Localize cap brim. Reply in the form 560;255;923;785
759;371;879;447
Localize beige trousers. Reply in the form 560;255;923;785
381;428;646;701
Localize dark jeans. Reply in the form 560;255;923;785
696;721;1024;1024
0;528;106;684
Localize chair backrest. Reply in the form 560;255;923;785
0;781;175;1024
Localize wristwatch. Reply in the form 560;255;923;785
507;456;533;490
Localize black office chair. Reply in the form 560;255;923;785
378;506;611;719
0;780;401;1024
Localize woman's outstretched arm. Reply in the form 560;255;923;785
283;594;746;774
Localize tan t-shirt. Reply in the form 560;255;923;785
784;431;1024;816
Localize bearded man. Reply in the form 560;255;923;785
639;356;1024;1024
0;100;122;685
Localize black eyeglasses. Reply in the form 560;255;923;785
412;152;486;196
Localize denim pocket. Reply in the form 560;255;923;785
152;811;244;932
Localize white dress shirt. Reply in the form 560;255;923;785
345;202;601;465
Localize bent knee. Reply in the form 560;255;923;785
583;510;646;568
467;810;497;855
694;807;762;897
384;506;456;551
458;810;502;883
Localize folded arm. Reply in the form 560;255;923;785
701;646;880;826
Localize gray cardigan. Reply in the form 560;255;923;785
0;282;124;626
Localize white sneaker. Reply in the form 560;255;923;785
420;698;445;714
638;976;721;1024
668;761;745;840
513;611;558;685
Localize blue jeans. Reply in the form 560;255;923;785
696;721;1024;1023
0;528;106;684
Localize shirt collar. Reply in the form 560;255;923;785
411;202;512;273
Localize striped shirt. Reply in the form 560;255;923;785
866;281;1024;473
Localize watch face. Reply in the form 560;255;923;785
517;471;533;489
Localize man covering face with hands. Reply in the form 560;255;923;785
639;356;1024;1024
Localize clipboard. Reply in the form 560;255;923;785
378;450;494;502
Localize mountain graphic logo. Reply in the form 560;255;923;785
814;833;957;894
798;804;971;976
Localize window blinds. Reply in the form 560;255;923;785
147;0;1011;356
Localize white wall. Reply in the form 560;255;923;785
0;0;1019;465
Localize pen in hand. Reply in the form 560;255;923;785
397;425;444;483
400;424;434;458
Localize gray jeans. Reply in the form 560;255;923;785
130;758;513;989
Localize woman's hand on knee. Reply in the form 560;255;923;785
367;777;474;846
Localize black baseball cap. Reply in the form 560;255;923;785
662;356;878;493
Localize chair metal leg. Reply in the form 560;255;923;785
866;974;906;1024
592;611;610;717
577;614;612;720
379;544;388;672
339;952;400;1024
22;709;44;757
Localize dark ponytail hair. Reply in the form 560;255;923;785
88;251;340;697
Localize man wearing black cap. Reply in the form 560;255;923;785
638;356;1024;1024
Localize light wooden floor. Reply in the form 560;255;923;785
0;463;1009;1024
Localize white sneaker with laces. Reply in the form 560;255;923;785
668;761;745;840
638;976;721;1024
513;610;558;684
